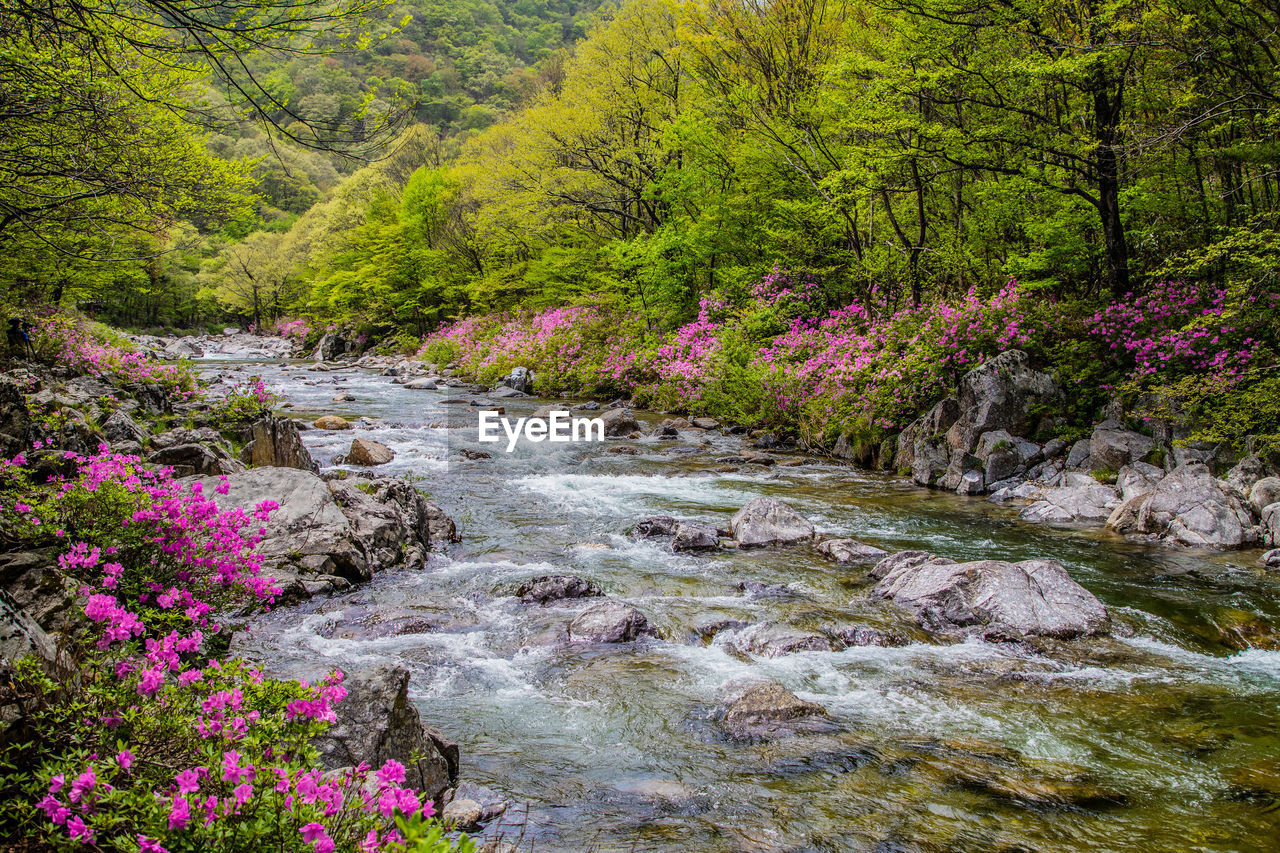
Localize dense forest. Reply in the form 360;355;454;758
2;0;1279;447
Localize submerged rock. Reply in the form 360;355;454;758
730;497;815;547
871;552;1110;638
313;665;457;802
816;538;888;564
719;623;832;657
716;682;835;742
568;600;657;643
516;575;603;605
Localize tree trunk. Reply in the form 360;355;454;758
1094;79;1129;297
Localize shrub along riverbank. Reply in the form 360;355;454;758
0;315;471;853
417;271;1280;457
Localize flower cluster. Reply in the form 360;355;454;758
2;446;466;852
30;314;196;394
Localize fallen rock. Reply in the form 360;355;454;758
672;522;719;552
816;538;888;564
516;575;603;605
102;410;147;446
313;415;351;430
568;600;657;643
872;552;1110;638
314;665;457;802
346;438;395;466
716;682;834;742
730;497;814;547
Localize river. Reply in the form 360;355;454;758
212;360;1280;853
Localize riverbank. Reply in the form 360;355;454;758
5;324;1280;850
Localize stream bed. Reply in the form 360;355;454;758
213;361;1280;852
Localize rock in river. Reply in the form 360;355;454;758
816;538;888;564
568;600;657;643
717;682;835;742
672;522;720;552
871;551;1110;638
1106;462;1256;549
346;437;395;466
517;575;603;605
730;497;814;547
313;415;351;430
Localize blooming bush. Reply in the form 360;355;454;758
209;376;279;429
30;314;197;395
275;318;313;342
0;448;470;852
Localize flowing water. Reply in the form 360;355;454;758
210;361;1280;852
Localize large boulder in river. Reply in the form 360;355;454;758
1262;503;1280;549
240;414;317;473
346;437;395;466
313;415;351;430
673;522;719;552
730;497;814;547
871;552;1110;638
314;665;457;802
1105;462;1256;549
716;682;834;742
1019;483;1118;523
568;600;657;643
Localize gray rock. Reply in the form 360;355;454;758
816;538;888;564
488;386;528;399
944;350;1062;454
717;682;834;742
1089;420;1155;471
1;589;57;669
599;407;639;437
1249;477;1280;516
346;438;395;466
1066;439;1092;470
516;575;603;605
691;417;720;430
102;410;147;446
872;553;1110;638
719;623;832;657
1018;483;1118;522
911;436;950;487
730;497;815;547
956;469;986;496
149;443;243;477
404;378;438;390
1117;462;1164;502
631;516;678;538
1263;503;1280;549
1225;454;1271;495
442;798;483;830
1107;463;1257;549
1042;437;1068;459
870;550;957;581
1262;548;1280;569
314;665;456;802
501;366;535;395
568;600;657;643
240;414;317;473
673;522;719;552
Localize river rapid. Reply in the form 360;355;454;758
210;360;1280;853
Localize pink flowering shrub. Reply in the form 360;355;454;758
275;317;313;342
30;314;197;395
0;449;470;852
209;376;280;429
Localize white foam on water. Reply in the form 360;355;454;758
513;473;759;515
